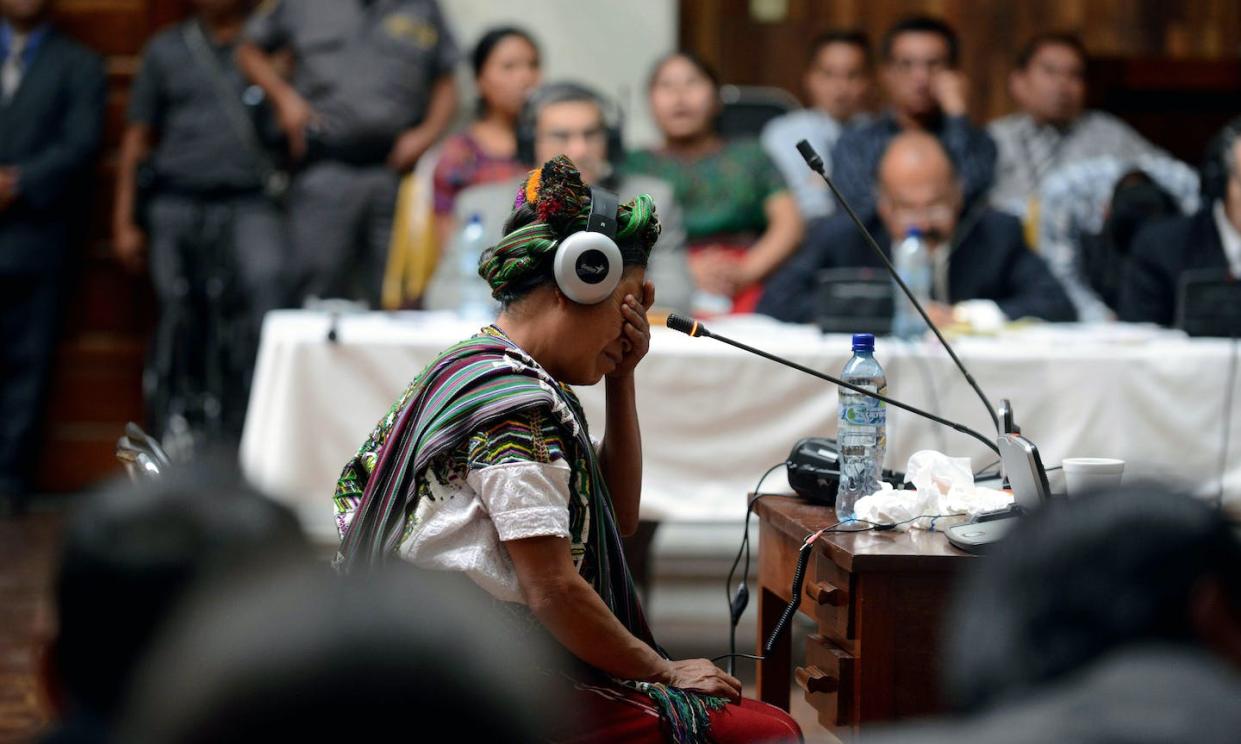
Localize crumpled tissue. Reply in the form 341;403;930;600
853;450;1013;531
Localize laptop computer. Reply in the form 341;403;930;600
812;267;894;335
1176;269;1241;338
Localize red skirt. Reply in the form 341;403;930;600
553;676;803;743
687;244;764;315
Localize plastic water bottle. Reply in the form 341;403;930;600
892;229;931;339
691;289;733;317
455;214;495;320
836;333;887;520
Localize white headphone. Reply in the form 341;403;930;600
552;187;624;304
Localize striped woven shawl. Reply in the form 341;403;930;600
333;327;724;743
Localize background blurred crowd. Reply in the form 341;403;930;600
1;0;1239;503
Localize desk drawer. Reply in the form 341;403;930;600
809;553;855;641
798;633;856;728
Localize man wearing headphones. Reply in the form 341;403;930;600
1120;122;1241;327
430;82;694;313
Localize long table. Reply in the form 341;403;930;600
241;310;1240;540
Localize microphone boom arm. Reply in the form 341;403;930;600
675;318;1001;456
795;139;1002;435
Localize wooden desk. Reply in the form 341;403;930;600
754;496;973;736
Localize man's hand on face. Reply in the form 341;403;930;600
932;70;969;118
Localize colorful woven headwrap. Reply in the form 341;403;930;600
479;155;661;299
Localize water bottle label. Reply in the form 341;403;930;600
839;384;887;427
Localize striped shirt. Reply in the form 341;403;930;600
989;111;1161;219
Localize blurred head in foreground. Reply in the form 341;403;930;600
120;564;560;743
944;485;1241;712
45;462;309;733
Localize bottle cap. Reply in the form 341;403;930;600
852;333;875;351
904;227;922;239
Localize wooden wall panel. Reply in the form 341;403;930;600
680;0;1241;160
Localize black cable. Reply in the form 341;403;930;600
725;463;784;675
712;652;765;664
764;541;813;654
1218;335;1239;508
974;458;1002;478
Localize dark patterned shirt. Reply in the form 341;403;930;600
828;110;997;216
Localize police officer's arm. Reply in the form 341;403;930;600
387;75;458;172
113;125;154;272
236;42;315;161
113;40;166;272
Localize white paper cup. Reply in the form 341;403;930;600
1062;458;1125;497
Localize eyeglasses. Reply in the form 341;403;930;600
888;57;947;74
537;126;608;147
885;202;956;223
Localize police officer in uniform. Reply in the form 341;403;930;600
114;0;289;447
237;0;459;306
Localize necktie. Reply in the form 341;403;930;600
1;34;27;103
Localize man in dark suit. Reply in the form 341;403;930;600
0;0;105;514
759;131;1074;326
1119;126;1240;327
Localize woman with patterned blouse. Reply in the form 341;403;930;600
333;156;800;744
626;52;804;315
432;27;541;243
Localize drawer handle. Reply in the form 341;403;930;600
805;580;848;606
795;665;839;694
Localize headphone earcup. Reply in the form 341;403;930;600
553;231;623;304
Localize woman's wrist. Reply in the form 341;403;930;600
644;655;673;684
604;373;637;392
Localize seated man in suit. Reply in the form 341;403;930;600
1119;125;1241;326
758;130;1075;326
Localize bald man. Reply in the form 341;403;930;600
758;132;1075;326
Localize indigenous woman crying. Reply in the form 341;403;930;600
333;156;801;743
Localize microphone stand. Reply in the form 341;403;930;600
795;140;1003;435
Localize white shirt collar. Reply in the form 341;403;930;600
1212;200;1241;277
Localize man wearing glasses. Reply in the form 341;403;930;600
758;131;1074;327
828;16;997;218
438;82;695;313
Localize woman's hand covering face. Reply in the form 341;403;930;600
607;280;656;380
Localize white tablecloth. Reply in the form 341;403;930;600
241;311;1241;540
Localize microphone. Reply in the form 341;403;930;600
795;140;1002;435
666;314;1001;456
